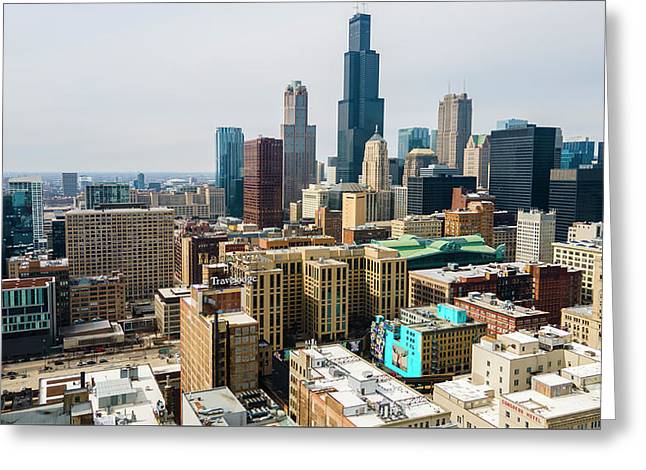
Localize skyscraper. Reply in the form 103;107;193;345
562;137;595;166
280;81;317;211
436;93;472;172
407;175;476;215
333;13;384;184
496;118;529;130
2;190;33;272
62;172;78;197
549;168;603;242
135;172;145;190
215;127;245;218
463;134;490;188
516;209;556;263
489;123;561;214
398;127;430;160
9;177;43;245
243;137;283;229
361;130;390;191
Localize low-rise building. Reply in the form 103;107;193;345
154;287;191;339
561;305;602;349
289;344;451;427
371;304;487;377
59;320;125;351
470;327;600;397
390;214;443;239
454;292;550;336
69;274;126;324
432;379;498;429
182;387;296;427
552;239;602;303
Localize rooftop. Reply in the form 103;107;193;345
409;262;528;283
457;292;549;319
293;344;447;427
502;385;600;421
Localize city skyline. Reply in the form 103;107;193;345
3;1;605;173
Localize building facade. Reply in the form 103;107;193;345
215;127;245;218
243;137;284;229
516;209;556;263
281;81;317;211
436;93;472;172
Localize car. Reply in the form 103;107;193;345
76;361;87;367
7;371;17;376
99;358;108;364
87;360;97;365
54;360;64;366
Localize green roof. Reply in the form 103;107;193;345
371;234;503;263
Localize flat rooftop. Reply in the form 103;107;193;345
294;344;447;427
457;294;549;319
503;387;600;420
410;262;528;283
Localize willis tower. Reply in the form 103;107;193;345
333;13;385;184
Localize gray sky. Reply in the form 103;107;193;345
2;1;605;173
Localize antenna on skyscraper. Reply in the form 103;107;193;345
448;81;451;94
463;77;467;93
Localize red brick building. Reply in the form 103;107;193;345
243;137;283;229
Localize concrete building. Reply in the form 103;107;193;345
493;225;517;262
436;93;472;172
301;183;330;219
182;387;295;427
402;148;437;187
568;222;603;242
552;239;602;303
180;285;259;394
65;207;174;301
500;369;600;429
342;191;367;231
69;274;126;324
244;137;284;229
391;214;443;239
289;201;302;223
289;344;450;427
561;305;602;349
60;320;125;351
516;209;556;263
154;287;191;339
471;327;600;397
281;80;317;211
444;200;494;246
365;190;392;222
463;134;490;188
391;185;408;219
360;130;390;191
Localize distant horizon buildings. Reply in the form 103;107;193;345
436;93;472;172
281;80;317;212
332;12;384;184
215;127;245;218
61;172;79;197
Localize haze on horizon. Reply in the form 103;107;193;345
2;1;606;173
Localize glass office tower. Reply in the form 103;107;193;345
215;127;244;218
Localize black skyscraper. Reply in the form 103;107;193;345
549;168;603;242
333;13;385;184
407;175;477;215
489;124;561;215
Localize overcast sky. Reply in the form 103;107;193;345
2;1;605;173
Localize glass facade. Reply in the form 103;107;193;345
215;127;244;217
335;13;384;184
398;127;431;160
2;190;34;272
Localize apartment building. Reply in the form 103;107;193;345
492;225;517;262
444;201;494;246
304;258;348;342
65;208;174;301
180;285;258;394
561;305;602;349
